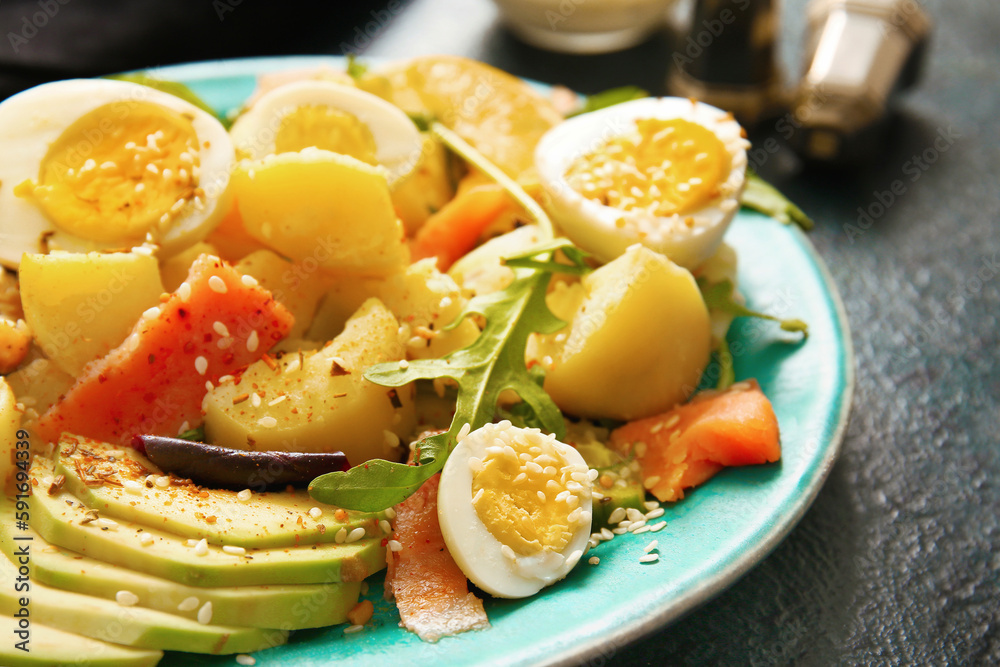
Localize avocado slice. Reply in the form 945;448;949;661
0;620;162;667
0;505;361;630
54;437;384;549
0;548;287;654
575;439;648;528
30;458;387;587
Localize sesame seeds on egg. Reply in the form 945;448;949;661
437;421;594;599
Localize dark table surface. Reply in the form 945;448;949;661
2;0;998;664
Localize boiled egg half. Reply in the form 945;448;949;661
438;421;594;598
0;78;235;269
536;97;748;270
229;80;422;186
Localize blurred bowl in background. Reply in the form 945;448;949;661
492;0;676;54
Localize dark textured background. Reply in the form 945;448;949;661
1;0;997;664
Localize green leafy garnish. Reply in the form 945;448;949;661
309;123;573;512
568;86;649;117
713;338;736;391
346;54;369;80
407;113;433;132
501;238;592;276
176;426;206;442
104;72;229;128
741;172;814;231
699;278;809;338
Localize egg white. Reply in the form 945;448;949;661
437;421;593;599
535;97;749;270
229;80;422;187
0;78;235;269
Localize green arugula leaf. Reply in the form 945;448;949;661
105;72;229;128
501;238;592;276
309;124;576;512
741;172;814;231
699;278;809;338
714;338;736;391
568;86;649;117
176;425;206;442
346;54;369;80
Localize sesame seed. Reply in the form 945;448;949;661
536;490;546;502
567;507;582;523
379;520;392;534
639;554;659;564
383;430;400;448
472;488;484;504
223;545;246;556
587;469;600;482
525;461;543;474
123;480;143;495
565;549;583;568
439;296;453;309
649;521;667;532
186;539;199;547
384;507;396;520
644;540;659;553
335;528;348;544
590;531;605;542
146;163;159;174
626;508;645;523
633;525;652;534
162;168;173;180
634;442;648;458
730;381;752;392
457;423;471;441
387;540;403;552
197;601;213;624
257;416;277;428
645;507;665;519
212;321;230;337
600;527;614;540
177;281;192;301
155;476;170;489
178;597;199;612
193;539;209;556
344;624;364;634
308;507;322;519
608;507;627;524
139;532;155;546
664;414;680;429
346;527;366;543
95;518;118;531
237;489;252;502
589;556;600;565
643;476;662;490
205;380;214;392
543;465;558;477
592;491;605;500
644;501;660;511
512;472;527;484
116;590;139;606
268;395;286;406
468;457;484;473
236;655;257;666
208;276;227;293
250;393;262;408
241;274;259;287
501;545;516;561
398;359;409;370
194;356;208;375
612;526;628;535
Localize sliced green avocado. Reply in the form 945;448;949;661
0;619;162;667
0;504;361;630
54;437;384;549
30;458;388;587
575;440;649;529
0;548;287;654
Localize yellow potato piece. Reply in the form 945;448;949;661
203;298;416;465
236;249;333;340
538;245;711;421
19;251;165;377
232;149;408;277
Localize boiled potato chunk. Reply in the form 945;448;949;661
158;241;218;293
203;298;416;465
232;149;408;277
19;251;165;376
391;134;456;235
236;250;333;340
536;244;711;421
309;259;479;360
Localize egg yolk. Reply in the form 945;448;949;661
274;105;377;165
15;101;202;245
565;117;730;217
471;435;583;556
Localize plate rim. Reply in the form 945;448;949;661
133;55;855;666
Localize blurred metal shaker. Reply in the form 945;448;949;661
791;0;932;161
667;0;783;127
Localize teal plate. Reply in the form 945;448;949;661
147;57;854;667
